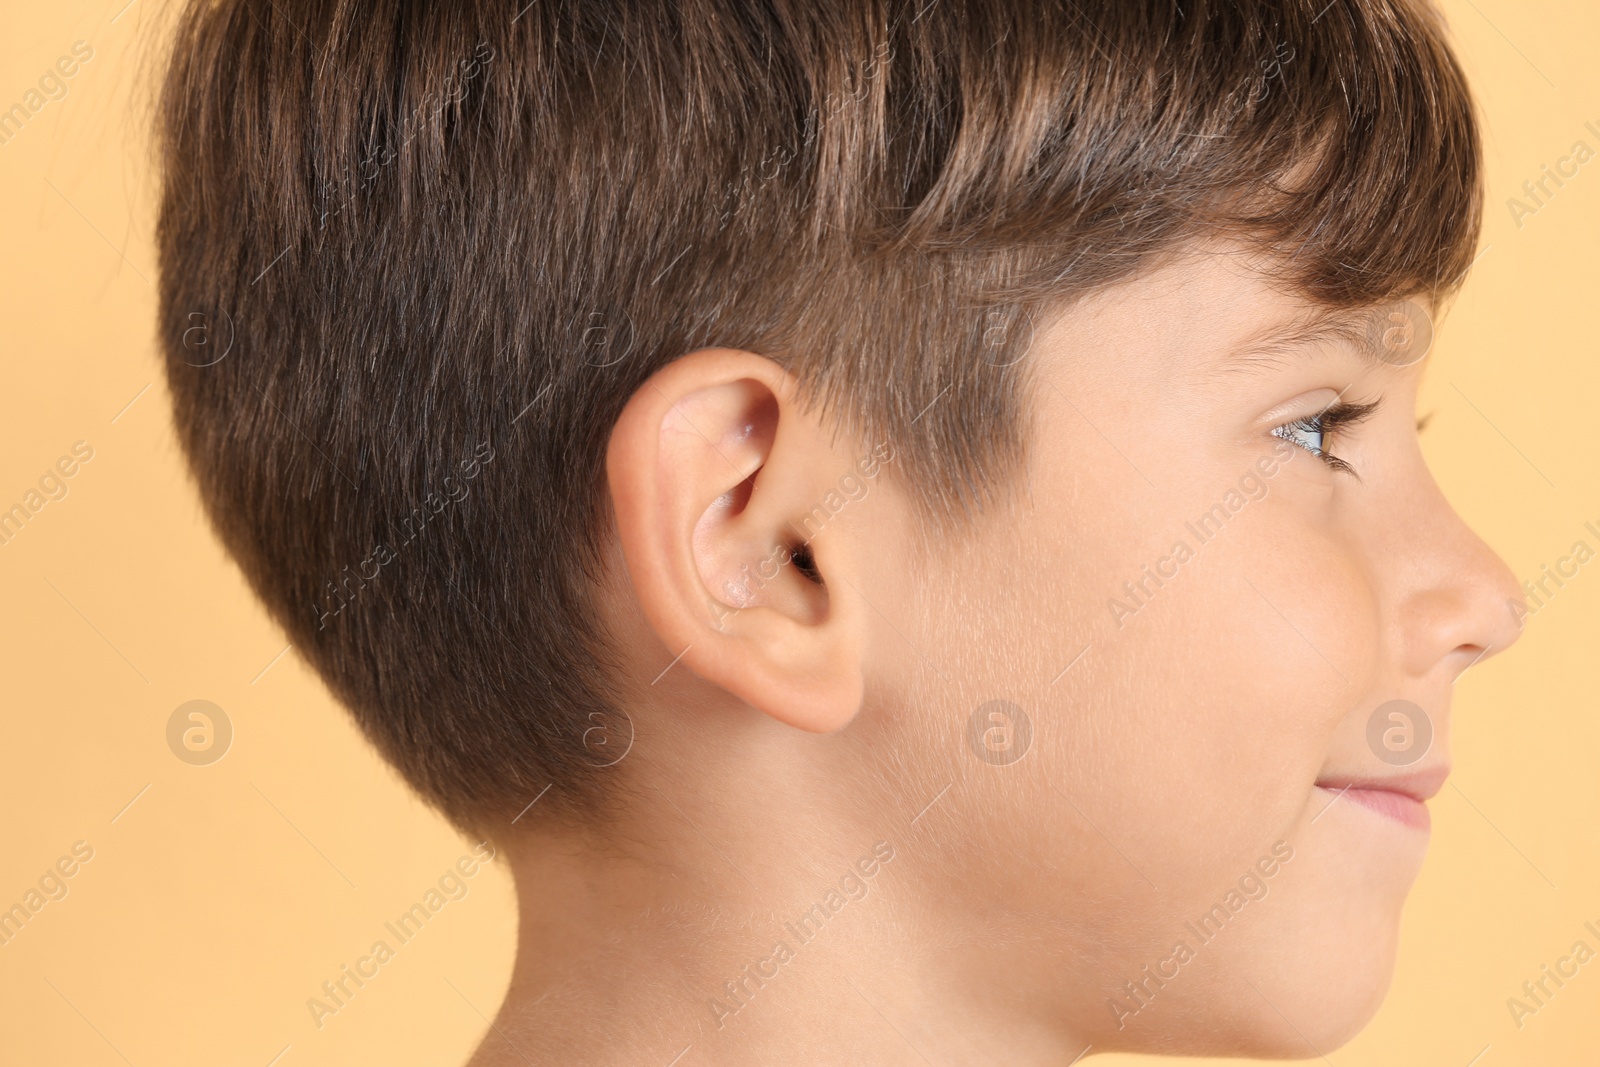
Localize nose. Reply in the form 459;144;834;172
1394;475;1525;682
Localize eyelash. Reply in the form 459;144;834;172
1271;398;1382;476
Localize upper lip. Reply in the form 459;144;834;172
1314;765;1451;803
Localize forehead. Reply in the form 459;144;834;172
1046;245;1438;375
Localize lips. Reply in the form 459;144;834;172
1314;765;1450;832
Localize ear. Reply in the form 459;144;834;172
606;348;866;732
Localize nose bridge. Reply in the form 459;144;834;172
1390;471;1524;677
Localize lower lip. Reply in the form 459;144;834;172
1318;786;1431;831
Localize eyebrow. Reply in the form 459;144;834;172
1215;304;1413;375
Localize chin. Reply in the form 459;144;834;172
1123;961;1396;1060
1228;813;1422;1053
1229;912;1404;1057
1114;892;1409;1057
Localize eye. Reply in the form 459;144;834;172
1271;398;1382;477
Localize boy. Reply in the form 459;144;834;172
156;0;1523;1062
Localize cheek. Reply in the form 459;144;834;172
879;457;1380;890
1103;505;1375;832
993;480;1378;886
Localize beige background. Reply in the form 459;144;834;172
1;1;1595;1064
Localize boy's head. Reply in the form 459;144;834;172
157;0;1522;1055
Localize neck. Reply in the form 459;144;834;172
467;762;1095;1066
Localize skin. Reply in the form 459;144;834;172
468;242;1524;1066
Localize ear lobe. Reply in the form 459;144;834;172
605;348;865;732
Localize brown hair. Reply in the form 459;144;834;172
156;0;1482;833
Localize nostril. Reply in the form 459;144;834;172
791;542;824;585
1449;644;1495;686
